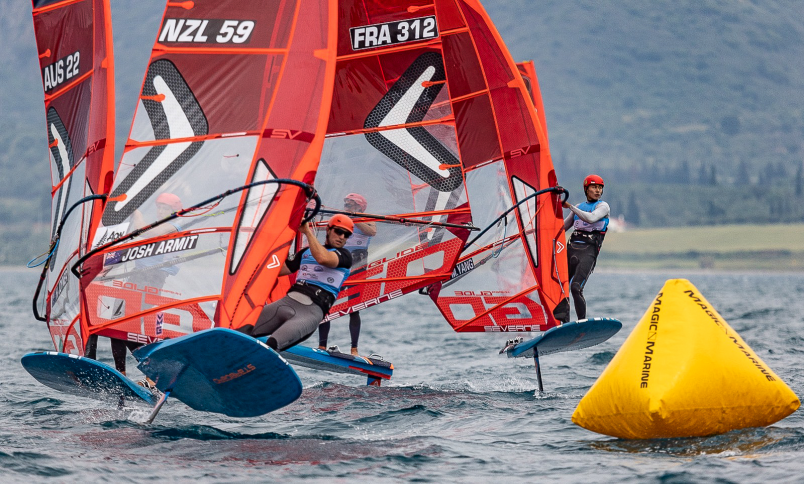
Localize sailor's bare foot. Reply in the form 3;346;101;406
351;347;359;356
318;346;326;350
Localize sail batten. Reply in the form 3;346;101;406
30;0;116;353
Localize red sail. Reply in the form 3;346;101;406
310;0;477;321
427;1;570;333
517;60;548;139
77;0;337;345
31;0;116;353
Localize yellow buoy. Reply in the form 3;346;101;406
572;278;799;439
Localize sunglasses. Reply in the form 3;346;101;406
331;227;352;238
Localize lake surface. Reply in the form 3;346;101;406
2;268;803;482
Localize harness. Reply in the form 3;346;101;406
290;280;337;313
570;230;606;251
570;200;608;251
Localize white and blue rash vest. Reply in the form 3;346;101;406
343;226;371;252
285;246;352;312
569;200;609;249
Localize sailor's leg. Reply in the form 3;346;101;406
84;334;98;359
110;338;128;374
567;244;582;319
349;311;361;355
318;320;331;349
270;297;324;351
569;246;597;320
251;297;297;343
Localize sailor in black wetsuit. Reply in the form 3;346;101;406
242;215;354;352
563;174;610;321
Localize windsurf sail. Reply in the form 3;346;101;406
70;0;336;347
30;0;116;354
516;60;548;139
308;0;489;321
424;2;570;333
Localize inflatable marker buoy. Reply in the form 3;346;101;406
572;279;799;439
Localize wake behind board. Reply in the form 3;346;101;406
21;352;157;406
282;345;393;386
504;318;622;359
133;328;302;417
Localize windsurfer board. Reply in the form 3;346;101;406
503;318;622;359
132;328;302;417
21;351;157;406
282;345;393;386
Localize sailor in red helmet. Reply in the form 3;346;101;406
318;193;377;356
243;215;354;352
562;174;610;320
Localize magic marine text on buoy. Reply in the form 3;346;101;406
572;278;799;439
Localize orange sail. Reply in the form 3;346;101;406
74;1;337;346
39;0;569;351
30;0;116;354
517;60;549;139
425;2;570;333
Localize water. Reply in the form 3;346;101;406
2;268;804;482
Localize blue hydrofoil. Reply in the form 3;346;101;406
21;351;157;407
281;345;393;386
132;328;302;423
500;317;622;392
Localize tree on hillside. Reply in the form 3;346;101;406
625;192;640;226
697;163;707;185
735;159;751;186
796;162;803;197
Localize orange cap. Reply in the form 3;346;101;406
327;214;354;233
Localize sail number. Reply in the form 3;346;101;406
159;18;255;44
42;51;80;92
351;15;438;51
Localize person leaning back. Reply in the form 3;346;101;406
240;215;354;352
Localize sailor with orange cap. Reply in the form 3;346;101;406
562;175;610;320
243;215;354;352
318;193;377;356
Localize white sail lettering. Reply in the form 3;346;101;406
352;29;365;49
56;59;64;85
364;26;378;46
159;19;185;42
44;65;53;91
377;25;391;45
194;20;210;42
178;19;200;42
142;243;155;258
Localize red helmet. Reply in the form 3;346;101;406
155;192;182;210
344;193;368;211
327;214;354;233
583;174;604;190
